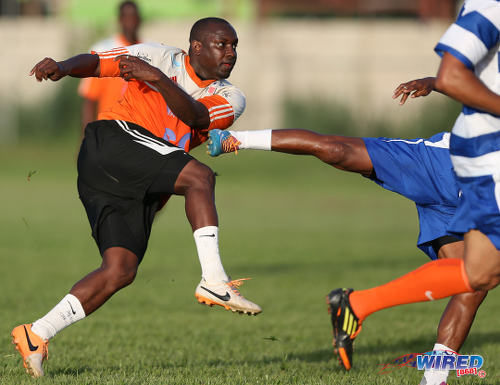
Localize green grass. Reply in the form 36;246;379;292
1;143;499;385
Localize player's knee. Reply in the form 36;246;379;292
190;163;215;192
467;269;500;291
105;264;137;289
317;139;348;165
101;248;139;290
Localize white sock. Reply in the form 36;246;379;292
31;294;86;340
193;226;229;283
419;343;454;385
229;130;272;150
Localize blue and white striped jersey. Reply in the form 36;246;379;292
435;0;500;178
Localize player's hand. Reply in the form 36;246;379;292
392;77;436;105
30;57;66;82
116;55;163;82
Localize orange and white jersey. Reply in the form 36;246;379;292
95;42;246;151
78;35;133;115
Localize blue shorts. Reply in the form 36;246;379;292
363;133;460;259
448;174;500;250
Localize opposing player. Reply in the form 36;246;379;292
322;3;500;382
212;1;498;383
207;108;486;382
78;1;142;129
11;17;261;378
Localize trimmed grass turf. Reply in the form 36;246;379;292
1;143;499;384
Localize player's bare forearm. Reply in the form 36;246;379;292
393;77;436;105
59;54;100;78
435;53;500;115
30;54;99;82
117;55;210;130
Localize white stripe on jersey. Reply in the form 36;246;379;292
452;113;500;138
115;120;182;155
99;48;128;54
99;53;129;60
440;24;488;65
209;107;233;118
495;174;500;212
469;2;500;29
208;104;232;112
211;112;234;122
451;150;500;177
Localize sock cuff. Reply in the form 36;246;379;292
193;226;219;237
433;343;457;354
459;259;473;292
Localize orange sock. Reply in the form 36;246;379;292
349;258;473;321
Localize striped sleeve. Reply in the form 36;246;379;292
198;95;237;130
435;5;500;69
93;47;130;78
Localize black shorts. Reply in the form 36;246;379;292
77;120;194;261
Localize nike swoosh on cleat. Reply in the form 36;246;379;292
200;286;231;301
23;325;39;351
200;234;216;237
68;301;77;315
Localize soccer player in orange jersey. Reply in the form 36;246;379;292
11;18;260;378
78;1;142;129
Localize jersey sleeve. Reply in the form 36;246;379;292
93;46;131;77
198;87;246;130
435;5;500;69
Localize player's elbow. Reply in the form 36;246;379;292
435;71;455;95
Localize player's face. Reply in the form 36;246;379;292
198;24;238;80
120;5;140;38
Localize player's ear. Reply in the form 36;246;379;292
191;40;202;55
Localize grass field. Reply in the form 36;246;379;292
1;142;499;385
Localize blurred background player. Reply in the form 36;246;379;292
78;1;141;130
11;17;261;378
206;75;486;382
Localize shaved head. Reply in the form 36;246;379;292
188;17;238;80
189;17;233;43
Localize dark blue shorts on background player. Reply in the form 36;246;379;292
363;132;461;259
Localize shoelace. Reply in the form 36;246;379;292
221;136;241;154
227;278;251;297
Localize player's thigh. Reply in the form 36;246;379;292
463;230;500;290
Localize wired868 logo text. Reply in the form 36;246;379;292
379;350;486;379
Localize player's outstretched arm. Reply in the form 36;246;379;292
435;52;500;116
30;54;100;82
116;55;210;130
392;77;435;105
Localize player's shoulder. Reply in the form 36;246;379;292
211;79;245;98
461;0;500;19
204;79;246;117
90;36;122;52
211;80;246;107
127;42;184;65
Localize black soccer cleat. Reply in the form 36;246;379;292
326;288;362;371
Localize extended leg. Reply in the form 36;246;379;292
209;128;373;176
